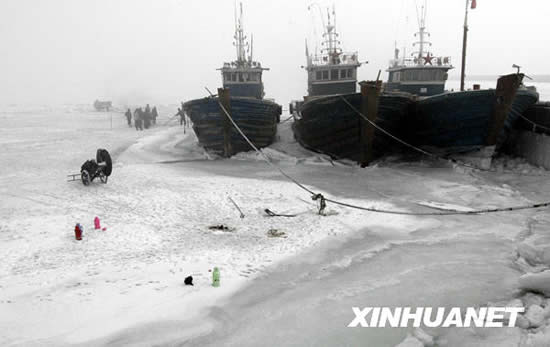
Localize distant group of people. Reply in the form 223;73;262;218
125;104;158;131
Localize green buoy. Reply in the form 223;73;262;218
212;267;220;287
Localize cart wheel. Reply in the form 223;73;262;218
100;174;108;184
81;170;91;186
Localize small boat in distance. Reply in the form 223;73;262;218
93;100;112;112
385;2;453;96
184;3;281;157
292;6;413;165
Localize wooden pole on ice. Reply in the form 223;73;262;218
360;78;382;167
218;88;233;157
460;0;471;91
486;73;523;146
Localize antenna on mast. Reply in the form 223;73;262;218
233;2;249;63
413;0;431;64
249;34;253;62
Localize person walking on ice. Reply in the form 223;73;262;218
175;107;187;132
134;108;143;131
125;108;132;127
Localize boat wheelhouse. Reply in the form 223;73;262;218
386;3;453;96
220;62;266;99
218;5;268;99
305;8;361;97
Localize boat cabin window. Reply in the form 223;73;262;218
248;72;259;82
402;69;446;82
313;69;336;81
392;72;400;82
223;71;262;83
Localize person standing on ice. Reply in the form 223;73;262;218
143;104;152;129
152;106;158;125
134;108;143;131
176;108;186;127
125;108;132;127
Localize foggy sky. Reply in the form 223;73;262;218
1;0;548;107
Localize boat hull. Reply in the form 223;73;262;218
413;88;539;153
292;92;413;162
184;97;281;156
515;101;550;136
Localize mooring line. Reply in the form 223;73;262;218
204;87;550;216
511;108;550;132
205;87;316;196
338;96;495;172
340;96;550;178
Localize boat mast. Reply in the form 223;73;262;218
460;0;474;91
249;34;253;62
417;3;426;62
322;5;340;64
234;3;247;63
413;1;430;65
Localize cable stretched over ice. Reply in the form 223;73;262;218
206;87;550;216
339;96;494;172
340;96;550;178
205;87;315;196
511;108;550;132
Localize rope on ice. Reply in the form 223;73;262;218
205;87;550;216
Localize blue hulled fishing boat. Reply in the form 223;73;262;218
414;78;539;154
291;6;413;165
183;4;281;157
389;0;539;158
294;91;413;163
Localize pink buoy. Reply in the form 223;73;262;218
94;216;101;230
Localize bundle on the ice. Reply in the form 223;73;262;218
67;148;113;185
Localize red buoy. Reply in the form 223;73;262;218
75;224;82;240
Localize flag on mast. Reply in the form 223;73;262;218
471;0;477;9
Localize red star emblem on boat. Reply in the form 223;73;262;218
424;53;434;65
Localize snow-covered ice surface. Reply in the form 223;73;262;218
1;107;550;346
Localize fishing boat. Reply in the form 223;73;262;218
383;0;538;159
292;6;413;165
294;90;413;163
385;3;453;96
183;3;281;157
400;1;539;158
414;75;539;154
